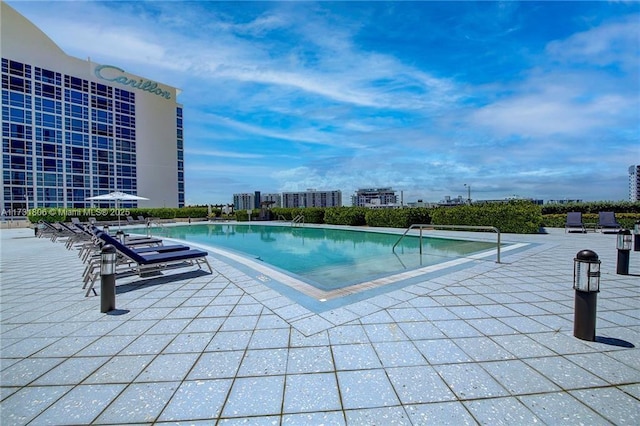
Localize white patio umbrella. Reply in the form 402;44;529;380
86;191;149;229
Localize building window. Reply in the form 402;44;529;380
94;176;114;189
37;128;62;143
66;103;88;119
6;170;26;185
37;142;61;158
35;67;61;85
4;139;27;154
92;109;112;124
115;101;135;114
2;106;29;124
65;117;89;133
66;146;88;160
36;112;61;129
35;82;62;100
114;88;134;103
115;126;135;140
65;75;88;91
91;82;111;97
2;59;31;78
92;122;112;137
66;132;89;147
3;91;32;108
91;95;111;110
115;113;134;127
116;152;135;164
2;75;31;93
65;89;88;105
4;123;31;139
92;136;112;150
41;158;61;172
35;97;61;114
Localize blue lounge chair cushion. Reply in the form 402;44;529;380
598;211;621;231
565;212;585;233
98;232;208;265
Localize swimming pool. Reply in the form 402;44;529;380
136;223;500;290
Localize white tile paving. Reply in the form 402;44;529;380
1;226;639;424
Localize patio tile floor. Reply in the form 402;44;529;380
1;225;639;424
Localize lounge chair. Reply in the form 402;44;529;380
98;232;213;275
88;225;163;247
565;212;586;233
126;216;145;225
56;222;93;248
598;211;621;233
81;231;193;295
37;221;77;242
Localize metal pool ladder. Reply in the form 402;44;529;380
392;224;502;263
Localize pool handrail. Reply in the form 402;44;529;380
392;224;501;263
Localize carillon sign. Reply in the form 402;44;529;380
94;65;172;100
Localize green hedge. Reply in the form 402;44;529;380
541;201;640;215
234;209;254;221
324;207;368;226
271;207;325;223
364;208;432;228
430;201;543;234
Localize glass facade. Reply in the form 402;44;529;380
1;58;139;211
177;106;185;207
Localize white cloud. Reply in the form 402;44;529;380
545;15;640;71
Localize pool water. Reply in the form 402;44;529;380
137;224;498;291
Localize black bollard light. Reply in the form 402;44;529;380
616;229;632;275
573;249;600;341
100;244;117;313
115;229;126;244
634;221;640;252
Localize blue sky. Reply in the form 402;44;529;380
10;1;640;205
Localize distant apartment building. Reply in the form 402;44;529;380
438;195;465;206
233;193;255;211
282;189;342;208
352;188;398;208
261;193;282;208
546;199;584;204
630;165;640;202
407;199;435;208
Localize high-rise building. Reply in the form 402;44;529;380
261;193;282;208
1;3;184;212
630;165;640;202
282;189;342;208
233;193;255;211
352;188;398;208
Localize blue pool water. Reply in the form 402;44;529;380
135;224;499;291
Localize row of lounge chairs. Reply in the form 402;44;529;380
36;221;212;296
69;216;149;227
565;211;623;233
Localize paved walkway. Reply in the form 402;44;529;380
1;225;638;425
